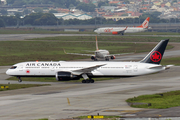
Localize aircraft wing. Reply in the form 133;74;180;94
104;52;134;57
71;64;106;75
112;26;128;35
63;49;93;56
118;26;128;34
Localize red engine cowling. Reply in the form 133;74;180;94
112;31;118;35
111;55;115;59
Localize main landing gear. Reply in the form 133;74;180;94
17;77;22;82
81;73;94;83
82;79;94;83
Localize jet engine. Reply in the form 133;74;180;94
56;71;80;81
112;31;118;35
91;56;96;60
111;55;115;59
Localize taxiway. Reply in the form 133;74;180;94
0;34;180;120
0;66;180;120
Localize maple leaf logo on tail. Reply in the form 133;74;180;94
140;39;169;64
150;51;162;62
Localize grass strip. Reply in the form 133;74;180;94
126;90;180;109
28;35;180;42
0;29;179;35
0;40;165;66
161;57;180;66
0;84;49;91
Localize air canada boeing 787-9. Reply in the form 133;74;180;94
6;39;172;83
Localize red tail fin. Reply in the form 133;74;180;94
137;17;150;28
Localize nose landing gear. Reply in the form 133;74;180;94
17;77;22;82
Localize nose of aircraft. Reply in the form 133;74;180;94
6;69;10;75
94;29;97;33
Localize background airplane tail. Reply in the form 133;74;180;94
96;36;99;50
140;39;169;64
137;17;150;28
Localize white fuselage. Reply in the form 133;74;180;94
94;27;146;34
6;61;165;78
95;50;109;59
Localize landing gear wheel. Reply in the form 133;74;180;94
90;79;94;83
86;80;90;83
82;80;86;83
18;79;22;82
17;77;22;83
105;57;109;61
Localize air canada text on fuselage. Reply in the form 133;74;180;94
26;63;61;67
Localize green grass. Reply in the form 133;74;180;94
0;28;179;35
161;57;180;66
125;31;180;35
28;35;180;42
0;40;165;66
126;90;180;109
0;84;49;91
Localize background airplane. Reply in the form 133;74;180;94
94;17;150;35
63;36;131;61
6;39;172;83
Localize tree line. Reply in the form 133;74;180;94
0;12;179;27
6;0;96;12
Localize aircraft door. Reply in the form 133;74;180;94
133;65;138;72
125;65;132;74
51;66;55;71
19;65;23;71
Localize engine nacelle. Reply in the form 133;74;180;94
91;56;95;60
56;71;80;81
111;55;115;59
112;31;119;35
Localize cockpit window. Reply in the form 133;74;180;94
10;66;17;69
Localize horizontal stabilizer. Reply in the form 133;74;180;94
165;65;174;70
148;65;163;69
148;65;174;70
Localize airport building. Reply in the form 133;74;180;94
53;13;93;20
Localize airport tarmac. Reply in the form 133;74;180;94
0;66;180;120
0;34;180;120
